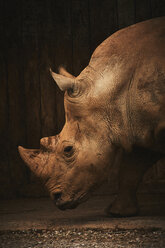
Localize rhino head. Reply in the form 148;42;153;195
19;66;119;210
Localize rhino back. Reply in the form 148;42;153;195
89;17;165;72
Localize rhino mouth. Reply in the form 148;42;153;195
53;191;90;211
56;201;79;211
52;192;79;210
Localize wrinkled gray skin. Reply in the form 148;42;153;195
19;17;165;217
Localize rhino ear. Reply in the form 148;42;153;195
58;66;75;79
50;68;75;91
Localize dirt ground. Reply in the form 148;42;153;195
0;194;165;247
1;228;165;248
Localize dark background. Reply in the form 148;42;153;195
0;0;165;199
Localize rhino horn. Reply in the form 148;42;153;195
58;66;75;79
18;146;49;178
50;68;75;91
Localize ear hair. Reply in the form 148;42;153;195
50;68;75;91
58;66;75;79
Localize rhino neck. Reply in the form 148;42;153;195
102;75;134;151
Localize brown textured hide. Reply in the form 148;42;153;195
19;17;165;216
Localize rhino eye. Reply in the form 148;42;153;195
64;146;73;153
67;83;82;98
63;146;74;157
67;87;79;98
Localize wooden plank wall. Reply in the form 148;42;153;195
0;0;165;198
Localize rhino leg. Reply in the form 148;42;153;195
106;147;162;217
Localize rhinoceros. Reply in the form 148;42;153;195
18;17;165;217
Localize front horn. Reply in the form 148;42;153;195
50;68;75;91
18;146;50;178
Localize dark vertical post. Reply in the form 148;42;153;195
4;0;27;196
135;0;152;23
50;0;73;133
89;0;118;53
151;0;165;17
22;1;44;195
117;0;135;28
0;0;11;198
36;1;57;139
71;0;91;76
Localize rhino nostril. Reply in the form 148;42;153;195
53;192;62;203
